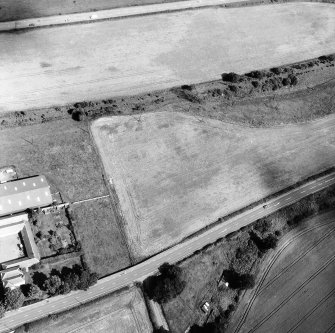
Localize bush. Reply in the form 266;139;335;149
72;109;84;121
143;263;186;303
251;80;260;88
21;284;43;299
222;270;255;290
3;288;25;310
289;75;298;86
282;77;291;86
245;70;265;80
43;275;63;296
181;84;193;91
270;67;281;75
221;72;240;83
228;85;238;93
318;55;335;62
250;232;278;254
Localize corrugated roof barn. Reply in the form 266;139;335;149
0;176;52;217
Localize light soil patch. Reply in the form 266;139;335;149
17;287;152;333
1;3;335;112
228;211;335;333
91;112;335;260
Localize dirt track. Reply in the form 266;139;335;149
228;211;335;333
91;112;335;259
1;2;335;112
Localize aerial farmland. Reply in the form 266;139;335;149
0;0;335;332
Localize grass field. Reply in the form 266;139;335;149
1;3;335;112
16;287;152;333
228;211;335;333
70;198;131;277
91;111;335;260
0;119;131;276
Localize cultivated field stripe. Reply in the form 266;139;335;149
286;287;335;333
233;219;335;333
248;255;335;333
258;226;335;295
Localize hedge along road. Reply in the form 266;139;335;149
0;2;335;113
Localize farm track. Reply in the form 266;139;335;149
324;321;335;333
233;219;335;333
248;254;335;332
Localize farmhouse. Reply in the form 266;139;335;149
0;176;52;289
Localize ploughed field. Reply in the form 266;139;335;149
228;211;335;333
91;112;335;260
1;2;335;112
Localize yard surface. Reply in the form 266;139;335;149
16;287;152;333
1;3;335;112
228;211;335;333
0;120;131;276
92;112;335;260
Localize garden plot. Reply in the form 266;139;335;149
91;112;335;259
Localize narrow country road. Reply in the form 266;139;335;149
0;172;334;332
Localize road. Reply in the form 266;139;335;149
0;171;334;332
0;0;241;31
0;2;335;112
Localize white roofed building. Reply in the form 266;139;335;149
0;175;52;217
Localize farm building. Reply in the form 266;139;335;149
0;213;40;288
0;175;52;216
0;175;52;289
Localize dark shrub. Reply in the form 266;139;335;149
3;288;25;310
221;72;240;83
319;55;335;62
72;109;84;121
251;80;260;88
222;270;255;290
143;263;185;303
245;70;265;80
181;84;193;91
289;75;298;86
270;67;281;75
229;85;238;93
250;232;278;254
282;77;291;86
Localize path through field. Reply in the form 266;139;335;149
1;2;335;112
228;211;335;333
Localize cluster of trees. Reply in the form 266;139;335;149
143;263;186;304
249;231;278;256
0;287;26;316
0;264;98;318
33;264;98;296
